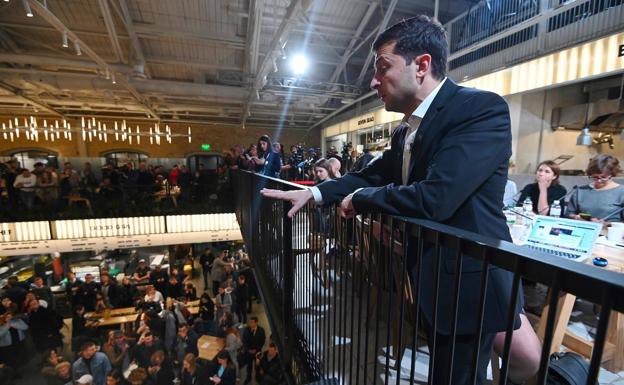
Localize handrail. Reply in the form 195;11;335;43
234;170;624;385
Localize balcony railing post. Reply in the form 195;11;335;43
281;200;295;377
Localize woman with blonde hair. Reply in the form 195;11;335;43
180;353;197;385
224;327;243;377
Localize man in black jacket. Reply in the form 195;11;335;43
27;298;64;353
199;247;214;291
241;317;266;384
255;343;283;385
261;15;521;385
234;275;249;323
351;147;374;172
77;274;100;312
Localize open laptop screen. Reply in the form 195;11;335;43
526;216;601;255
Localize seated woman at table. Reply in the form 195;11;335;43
94;293;108;313
517;160;566;216
144;286;164;308
209;350;236;385
184;283;197;302
568;154;624;223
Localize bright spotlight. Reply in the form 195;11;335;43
290;53;308;75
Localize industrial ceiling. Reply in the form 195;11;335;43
0;0;471;131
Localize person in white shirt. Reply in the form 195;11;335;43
503;179;518;208
143;286;164;307
13;169;37;210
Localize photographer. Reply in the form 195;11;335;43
283;145;304;180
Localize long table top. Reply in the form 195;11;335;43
89;299;201;327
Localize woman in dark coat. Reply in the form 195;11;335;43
208;351;236;385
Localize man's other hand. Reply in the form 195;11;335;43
340;193;356;219
260;188;313;218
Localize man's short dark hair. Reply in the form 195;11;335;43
372;15;448;80
80;341;96;352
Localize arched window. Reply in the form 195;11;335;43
5;148;59;170
101;150;149;168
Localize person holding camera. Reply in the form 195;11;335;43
254;343;283;385
0;306;28;372
131;332;164;369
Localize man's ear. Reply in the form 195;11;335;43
414;53;432;76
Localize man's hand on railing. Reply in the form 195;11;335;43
260;188;313;218
340;193;356;219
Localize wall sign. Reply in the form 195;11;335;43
619;44;624;57
52;217;166;239
357;116;375;126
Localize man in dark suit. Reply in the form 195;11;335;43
351;147;374;172
241;317;266;384
261;15;521;385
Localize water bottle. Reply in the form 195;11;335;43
550;200;562;217
522;198;533;215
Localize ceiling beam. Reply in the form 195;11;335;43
0;29;21;53
27;0;159;119
241;0;314;128
245;0;265;79
329;1;377;84
147;56;239;71
355;0;399;86
0;53;132;73
97;0;123;63
0;81;64;118
117;0;146;67
133;23;246;49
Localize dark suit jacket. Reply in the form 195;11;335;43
242;326;266;352
316;79;521;335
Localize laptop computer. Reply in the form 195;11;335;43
523;215;602;261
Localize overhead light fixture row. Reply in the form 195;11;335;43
0;116;192;145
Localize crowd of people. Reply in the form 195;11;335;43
223;134;379;182
0;159;229;219
0;245;283;385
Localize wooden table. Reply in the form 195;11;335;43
536;241;624;371
88;300;201;328
197;335;225;361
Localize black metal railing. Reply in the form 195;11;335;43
233;170;624;385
